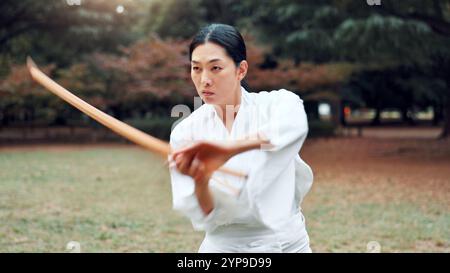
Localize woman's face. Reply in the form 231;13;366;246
190;42;247;105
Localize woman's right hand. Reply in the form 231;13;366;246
171;136;271;185
171;141;234;215
171;141;234;186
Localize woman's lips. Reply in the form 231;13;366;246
202;91;214;97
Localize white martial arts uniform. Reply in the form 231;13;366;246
169;87;314;253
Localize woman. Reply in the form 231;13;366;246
169;24;314;253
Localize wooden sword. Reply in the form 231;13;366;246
26;57;247;180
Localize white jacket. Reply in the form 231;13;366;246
169;87;314;252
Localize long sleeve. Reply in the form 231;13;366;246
258;89;308;158
169;119;247;232
247;89;313;230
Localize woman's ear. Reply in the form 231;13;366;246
238;60;248;81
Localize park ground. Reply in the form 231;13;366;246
0;134;449;252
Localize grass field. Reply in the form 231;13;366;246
0;138;449;252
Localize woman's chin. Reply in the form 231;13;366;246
202;96;217;104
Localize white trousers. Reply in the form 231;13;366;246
198;212;312;253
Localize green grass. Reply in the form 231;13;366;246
302;180;449;252
0;146;203;252
0;146;448;252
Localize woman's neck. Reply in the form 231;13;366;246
214;86;242;132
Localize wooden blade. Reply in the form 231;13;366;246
27;56;247;180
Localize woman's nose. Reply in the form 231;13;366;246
201;72;212;86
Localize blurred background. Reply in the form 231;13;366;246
0;0;449;252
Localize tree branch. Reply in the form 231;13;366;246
374;4;450;37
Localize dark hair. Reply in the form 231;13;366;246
189;23;250;91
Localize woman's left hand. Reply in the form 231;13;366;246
171;141;234;185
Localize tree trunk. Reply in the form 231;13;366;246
432;104;442;126
440;101;450;138
371;107;381;126
329;99;342;128
401;107;415;126
340;101;347;126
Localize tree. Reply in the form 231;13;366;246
0;0;143;74
88;36;195;119
236;0;450;135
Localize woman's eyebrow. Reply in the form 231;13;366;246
191;58;222;64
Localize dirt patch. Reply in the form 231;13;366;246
0;143;134;153
301;137;450;204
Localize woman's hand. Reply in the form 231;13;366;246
170;138;270;216
171;141;235;215
171;141;234;185
171;137;271;185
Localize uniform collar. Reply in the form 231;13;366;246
208;86;248;118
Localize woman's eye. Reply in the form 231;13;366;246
212;66;222;71
192;67;200;71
